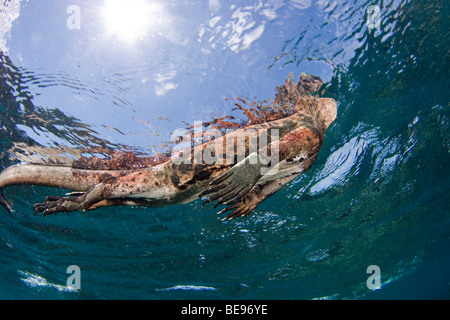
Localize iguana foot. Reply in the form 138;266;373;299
217;190;263;219
200;153;265;208
34;183;105;216
34;194;87;216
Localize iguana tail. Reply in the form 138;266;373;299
0;163;113;213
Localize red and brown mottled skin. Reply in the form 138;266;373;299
0;73;337;219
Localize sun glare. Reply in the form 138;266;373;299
101;0;162;42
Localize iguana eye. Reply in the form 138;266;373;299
290;153;308;163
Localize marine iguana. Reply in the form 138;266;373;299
0;73;337;219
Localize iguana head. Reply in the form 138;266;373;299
296;73;337;130
316;97;337;131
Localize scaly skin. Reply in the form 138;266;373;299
0;74;337;218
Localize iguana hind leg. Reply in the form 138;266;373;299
34;183;106;216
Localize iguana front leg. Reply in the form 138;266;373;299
217;174;299;219
201;124;321;212
200;152;267;207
